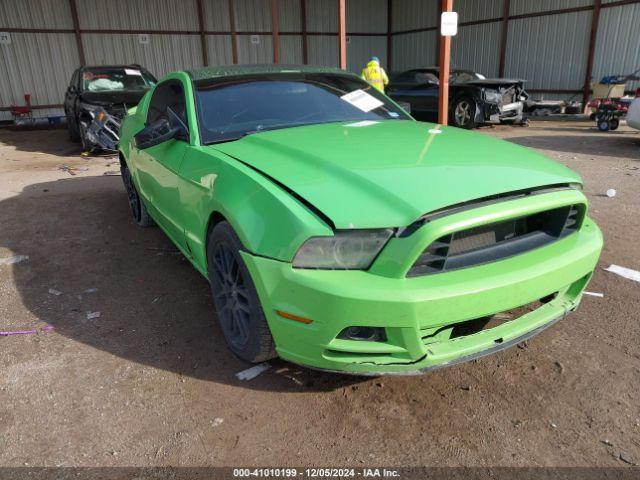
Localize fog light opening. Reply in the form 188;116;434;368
338;326;387;342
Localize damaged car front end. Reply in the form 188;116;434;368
470;80;529;125
77;102;123;151
64;65;156;152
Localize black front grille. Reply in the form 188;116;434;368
408;204;583;277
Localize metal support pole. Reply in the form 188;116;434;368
301;0;308;64
228;0;238;64
271;0;280;63
498;0;510;77
583;0;602;110
68;0;85;66
387;0;393;72
438;0;453;125
196;0;209;66
338;0;347;69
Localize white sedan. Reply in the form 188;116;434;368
628;97;640;130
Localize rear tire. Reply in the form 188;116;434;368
207;222;276;363
610;118;620;131
67;115;80;142
451;96;476;129
121;163;154;227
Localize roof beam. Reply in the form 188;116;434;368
68;0;85;66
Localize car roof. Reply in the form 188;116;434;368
81;65;147;70
187;64;349;81
411;67;477;74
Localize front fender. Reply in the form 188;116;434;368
178;147;333;277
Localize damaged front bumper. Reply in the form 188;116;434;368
241;213;602;375
485;101;525;124
79;107;122;151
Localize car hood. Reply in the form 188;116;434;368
462;78;526;87
80;90;148;107
211;120;581;229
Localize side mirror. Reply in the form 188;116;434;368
397;101;412;114
68;86;78;94
135;108;188;149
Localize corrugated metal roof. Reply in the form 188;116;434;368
505;11;591;90
347;0;387;33
77;0;199;30
0;32;78;110
593;2;640;91
0;0;73;29
306;0;337;32
83;33;203;77
509;0;592;16
279;35;304;63
206;35;234;66
451;22;501;77
391;30;437;73
392;0;437;33
455;0;503;23
308;35;338;66
236;34;273;63
347;35;386;73
234;0;271;32
202;0;231;31
278;0;302;32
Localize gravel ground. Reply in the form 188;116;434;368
0;120;639;468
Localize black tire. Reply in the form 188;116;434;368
121;163;154;227
207;222;276;363
597;119;610;132
610;118;620;131
451;96;476;129
67;115;80;141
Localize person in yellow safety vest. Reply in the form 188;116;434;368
361;56;389;92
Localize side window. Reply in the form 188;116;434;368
147;80;188;127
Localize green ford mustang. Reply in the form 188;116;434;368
118;65;603;375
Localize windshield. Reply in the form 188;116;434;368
195;73;411;145
82;68;156;92
451;71;486;83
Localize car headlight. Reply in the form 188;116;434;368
79;102;102;114
484;90;502;103
292;229;393;270
569;182;583;191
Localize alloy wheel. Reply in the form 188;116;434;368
455;100;471;126
211;243;252;349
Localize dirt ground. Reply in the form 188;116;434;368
0;120;639;468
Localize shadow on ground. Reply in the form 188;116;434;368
0;129;81;157
506;134;640;160
0;176;363;392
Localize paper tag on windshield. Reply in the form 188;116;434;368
344;120;379;127
125;68;142;76
341;89;384;112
